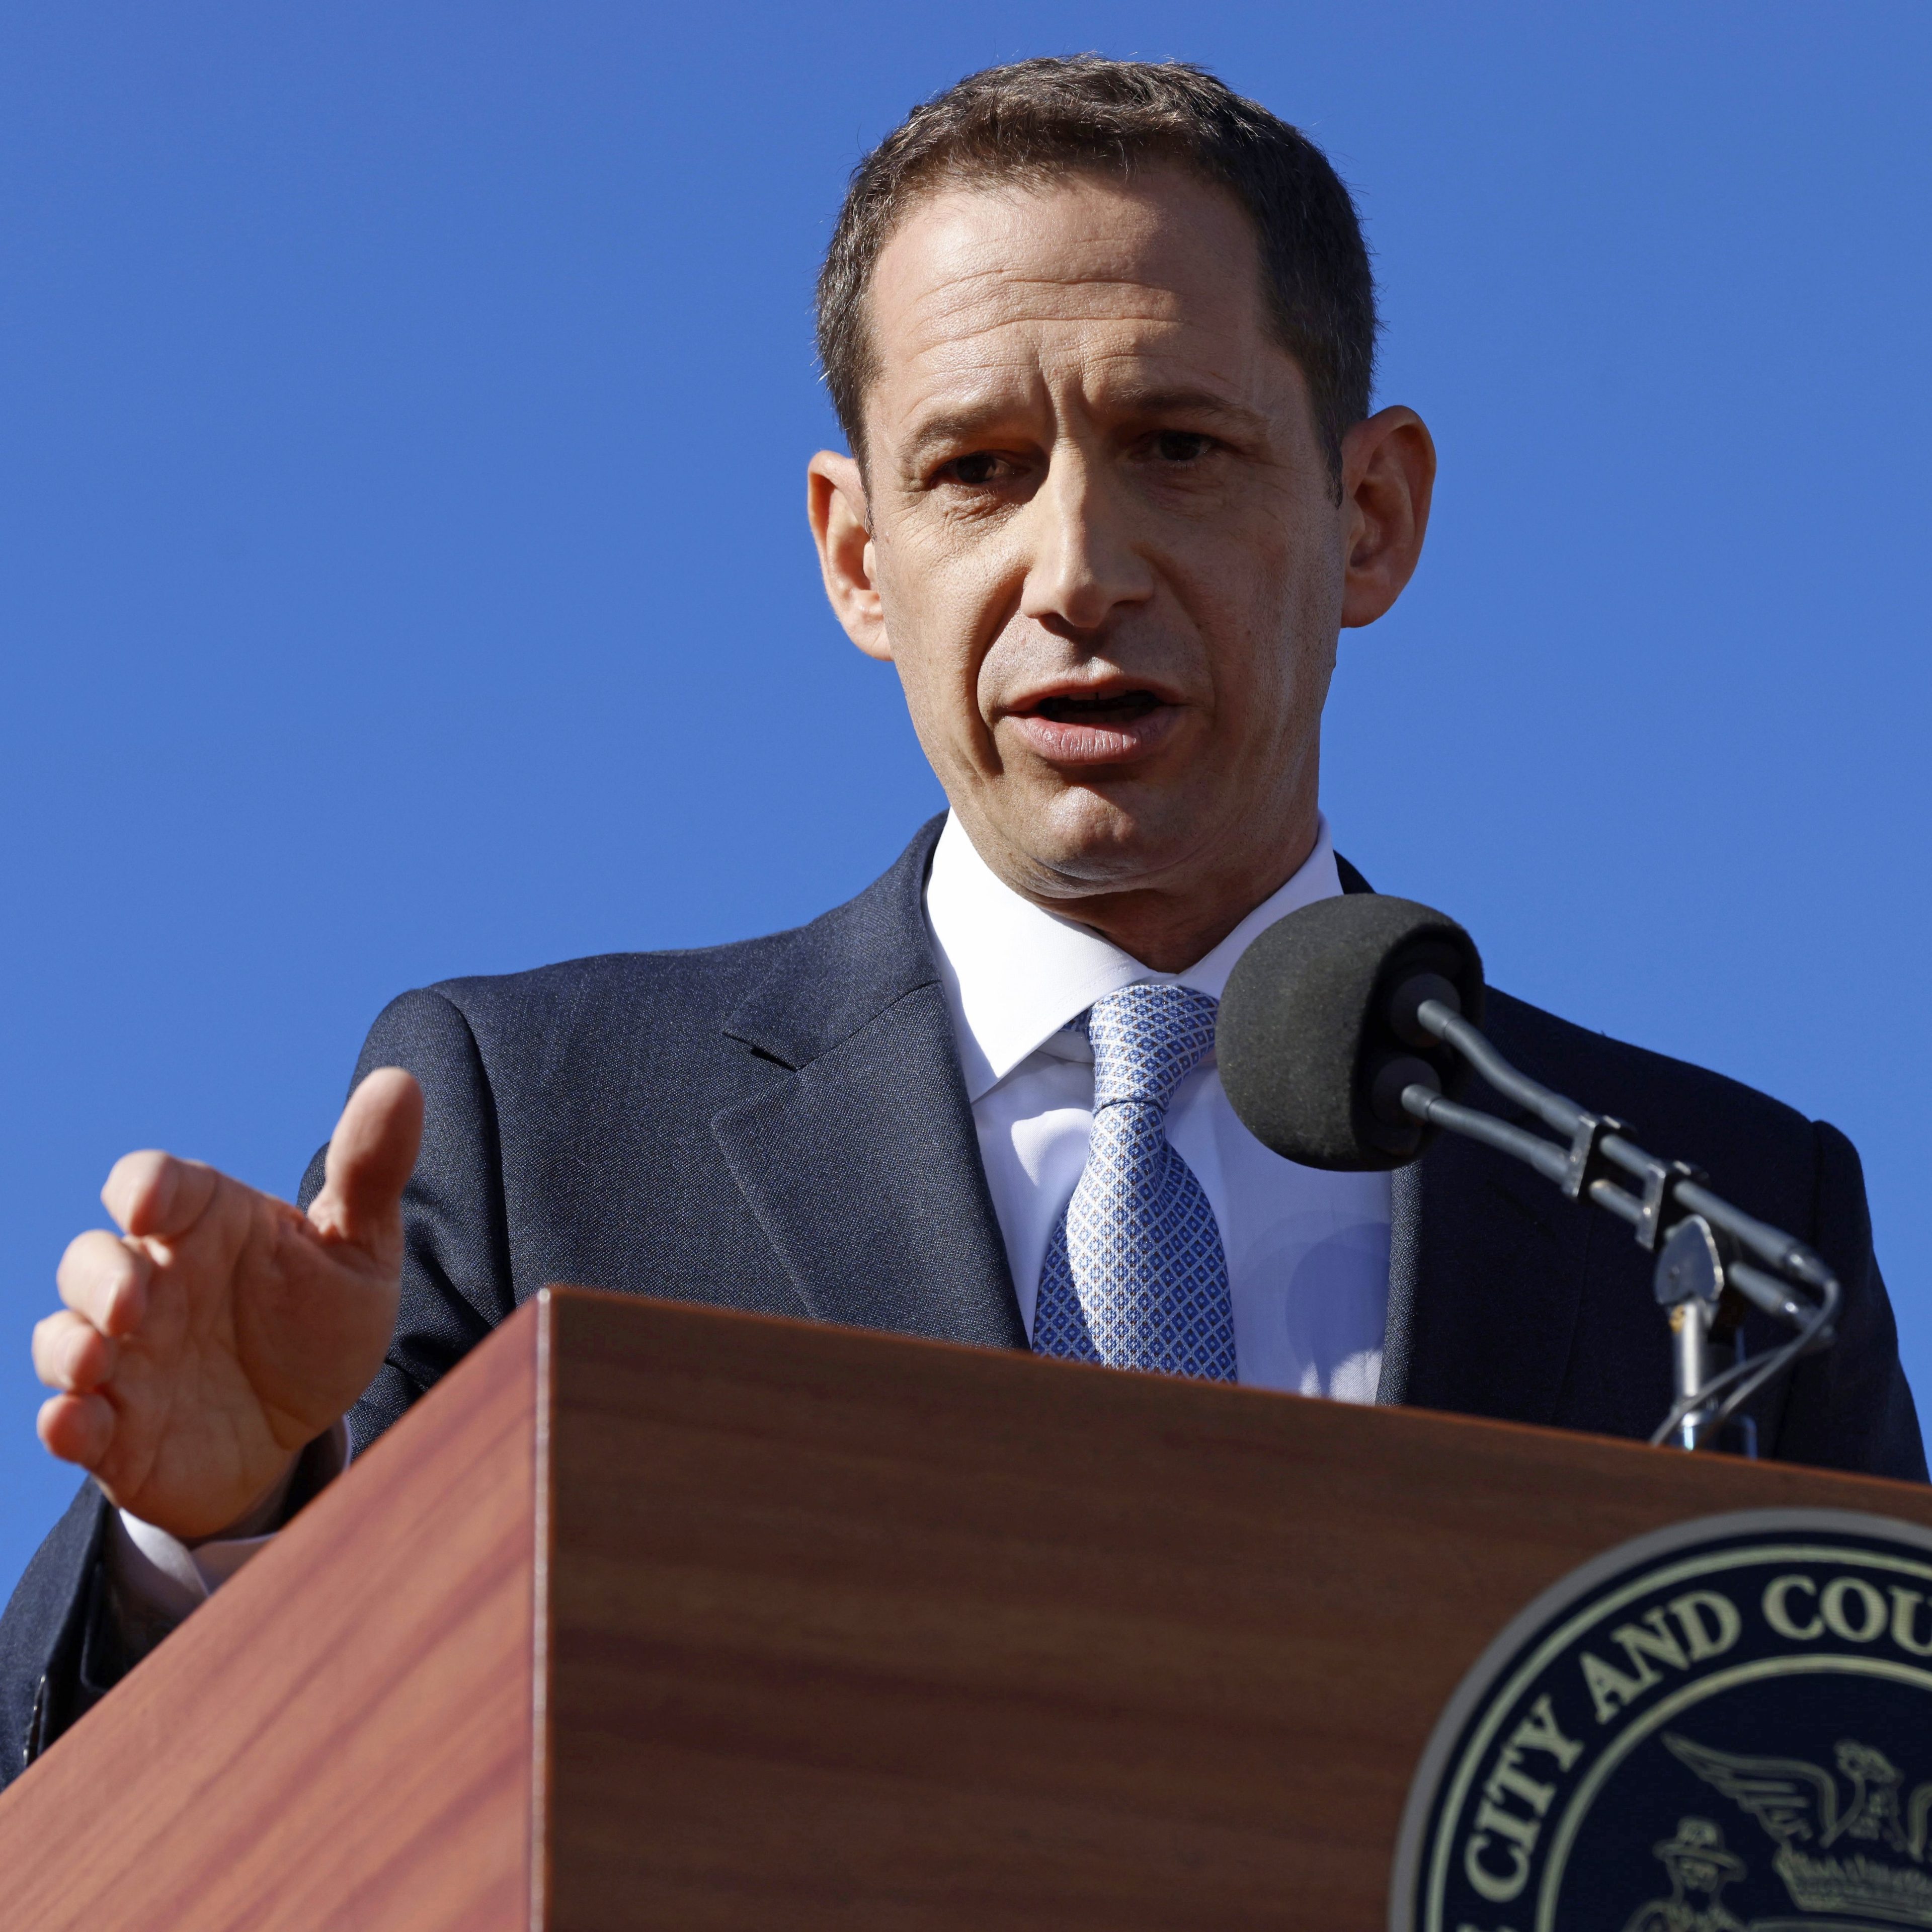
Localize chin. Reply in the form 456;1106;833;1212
1012;783;1204;892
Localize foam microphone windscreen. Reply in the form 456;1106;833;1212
1217;894;1485;1171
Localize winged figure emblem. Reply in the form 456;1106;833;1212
1665;1733;1932;1862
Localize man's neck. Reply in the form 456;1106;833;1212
976;817;1322;974
1058;872;1311;973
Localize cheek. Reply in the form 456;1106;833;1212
1150;567;1334;779
1253;507;1346;670
873;545;1007;761
1192;534;1339;709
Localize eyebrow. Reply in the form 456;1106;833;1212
902;386;1268;464
902;409;1014;463
1107;387;1268;433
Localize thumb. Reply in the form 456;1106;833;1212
308;1068;424;1251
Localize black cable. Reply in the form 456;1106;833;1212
1646;1277;1836;1448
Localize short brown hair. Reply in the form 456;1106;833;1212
815;57;1378;477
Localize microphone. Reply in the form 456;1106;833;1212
1217;892;1839;1453
1216;894;1484;1171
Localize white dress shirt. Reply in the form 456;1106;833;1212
924;811;1391;1400
114;812;1391;1615
107;1422;348;1618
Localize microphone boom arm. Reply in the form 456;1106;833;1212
1395;997;1839;1453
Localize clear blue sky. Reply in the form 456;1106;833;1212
4;4;1928;1585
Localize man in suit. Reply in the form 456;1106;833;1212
5;56;1921;1784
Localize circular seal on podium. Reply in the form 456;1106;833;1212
1389;1509;1932;1932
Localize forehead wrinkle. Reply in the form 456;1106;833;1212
883;237;1229;328
895;314;1221;394
899;294;1251;369
1067;341;1265;395
898;277;1200;358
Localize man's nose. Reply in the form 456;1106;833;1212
1017;448;1153;636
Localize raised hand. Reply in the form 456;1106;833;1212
32;1069;423;1542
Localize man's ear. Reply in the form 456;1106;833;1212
1338;407;1436;629
808;450;892;662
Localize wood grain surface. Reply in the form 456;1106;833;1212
538;1289;1932;1932
5;1284;1928;1932
0;1297;539;1932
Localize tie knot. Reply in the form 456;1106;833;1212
1081;983;1220;1111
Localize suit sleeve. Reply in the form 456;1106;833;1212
0;1481;108;1789
0;987;518;1787
1769;1119;1926;1481
299;986;517;1455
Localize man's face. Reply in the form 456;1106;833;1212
810;166;1430;946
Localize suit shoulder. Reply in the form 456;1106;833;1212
423;928;796;1028
341;931;801;1092
355;816;947;1067
1483;985;1817;1179
1484;985;1811;1130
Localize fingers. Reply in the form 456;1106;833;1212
103;1149;221;1241
34;1308;117;1392
36;1229;145;1477
37;1391;115;1470
309;1068;423;1246
56;1228;153;1338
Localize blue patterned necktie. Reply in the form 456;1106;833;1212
1031;983;1238;1381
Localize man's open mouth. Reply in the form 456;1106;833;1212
1007;687;1181;765
1026;690;1168;727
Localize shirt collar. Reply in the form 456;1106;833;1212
924;810;1344;1104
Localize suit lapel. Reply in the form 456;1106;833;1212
719;834;1591;1405
711;819;1027;1351
1336;858;1588;1424
1376;1162;1424;1406
1374;998;1593;1424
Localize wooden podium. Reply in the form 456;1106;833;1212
4;1285;1929;1930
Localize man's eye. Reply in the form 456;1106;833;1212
941;452;1010;486
1149;430;1215;463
